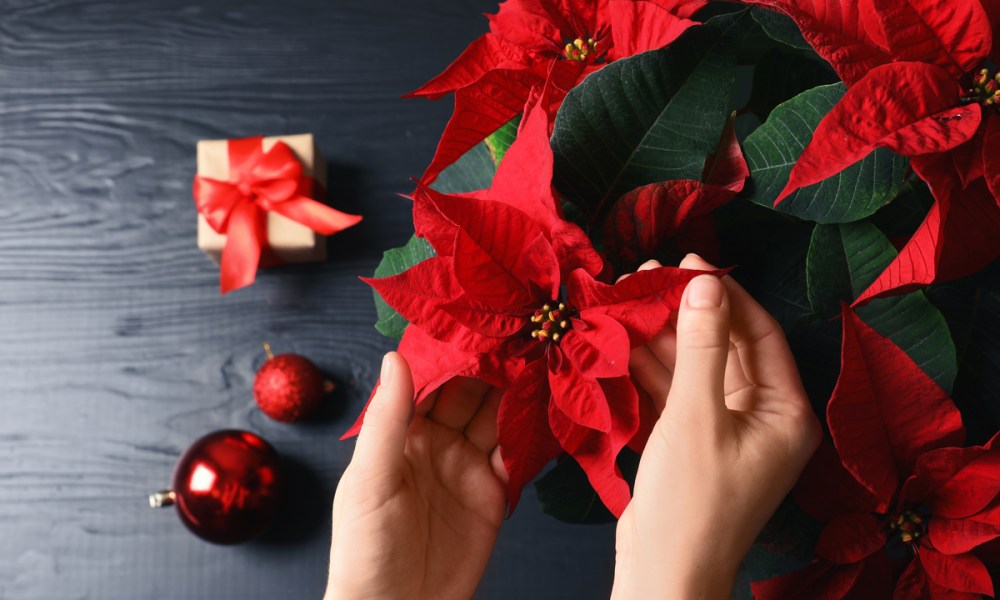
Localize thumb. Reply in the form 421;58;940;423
353;352;415;468
668;275;730;423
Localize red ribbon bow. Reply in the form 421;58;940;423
193;136;361;294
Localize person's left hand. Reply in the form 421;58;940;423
325;352;507;600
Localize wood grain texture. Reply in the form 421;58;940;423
0;1;616;598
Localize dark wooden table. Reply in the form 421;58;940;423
0;1;617;598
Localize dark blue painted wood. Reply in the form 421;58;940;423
0;1;616;598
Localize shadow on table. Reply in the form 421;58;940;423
257;454;333;546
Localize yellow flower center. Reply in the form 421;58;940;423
530;302;572;343
563;38;597;62
888;510;927;545
967;67;1000;107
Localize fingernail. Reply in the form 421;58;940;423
687;275;723;308
380;353;394;383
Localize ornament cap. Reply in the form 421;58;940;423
149;489;176;508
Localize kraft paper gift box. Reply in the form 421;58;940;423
196;133;330;265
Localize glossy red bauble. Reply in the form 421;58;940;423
253;353;328;422
151;430;282;544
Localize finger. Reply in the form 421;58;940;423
416;386;440;417
465;388;502;453
616;259;661;283
628;345;672;412
668;275;731;424
724;342;754;397
427;376;491;430
490;446;509;485
681;253;802;392
645;323;677;372
353;352;415;468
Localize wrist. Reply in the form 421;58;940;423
611;555;737;600
613;512;739;600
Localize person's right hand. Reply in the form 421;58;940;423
612;254;822;600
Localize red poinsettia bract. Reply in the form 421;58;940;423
746;0;1000;304
753;307;1000;598
602;120;750;268
348;94;717;516
408;0;707;185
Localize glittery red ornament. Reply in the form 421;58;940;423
149;430;282;545
253;345;331;423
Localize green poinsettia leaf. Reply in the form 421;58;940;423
743;83;909;224
535;451;640;525
484;115;521;166
551;10;750;223
805;220;957;392
805;224;854;317
431;141;498;195
372;235;436;341
750;7;812;51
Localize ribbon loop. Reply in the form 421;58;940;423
192;136;362;294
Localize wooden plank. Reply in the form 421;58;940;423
0;0;617;598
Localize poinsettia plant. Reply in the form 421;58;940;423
357;0;1000;597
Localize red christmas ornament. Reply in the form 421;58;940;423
253;343;332;423
149;430;282;544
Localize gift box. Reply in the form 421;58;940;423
193;134;361;293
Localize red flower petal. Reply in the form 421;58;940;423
929;503;1000;555
440;294;529;339
489;88;559;223
567;266;710;346
893;558;929;600
827;307;964;510
603;377;641;451
754;554;894;600
794;440;881;522
815;513;887;563
702;116;749;193
488;86;605;277
498;358;563;514
645;0;707;20
454;229;557;310
742;0;891;85
412;186;459;256
560;312;631;379
547;375;640;517
362;257;468;340
853;157;1000;304
627;385;657;453
548;350;612;432
420;190;560;308
945;129;985;188
869;0;991;80
608;0;697;58
405;34;535;100
399;326;484;404
341;326;482;439
420;66;544;186
903;440;1000;519
919;548;994;596
984;117;1000;205
777;62;981;204
603;180;734;268
486;0;569;55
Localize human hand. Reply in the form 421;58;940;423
612;255;822;600
325;352;507;600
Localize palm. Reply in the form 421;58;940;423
329;373;506;600
391;418;505;598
